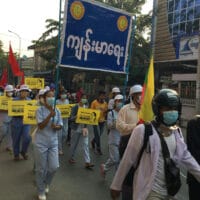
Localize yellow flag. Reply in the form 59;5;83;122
139;56;155;122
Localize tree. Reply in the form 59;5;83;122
31;19;60;70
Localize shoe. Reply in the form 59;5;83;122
45;185;49;194
100;164;106;178
91;140;95;149
20;152;28;160
59;151;64;155
85;162;95;169
68;158;76;164
14;155;20;161
38;194;46;200
5;147;12;152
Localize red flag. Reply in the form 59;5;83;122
20;71;25;85
8;44;22;76
0;68;8;87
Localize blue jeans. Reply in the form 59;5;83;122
92;122;105;150
11;118;31;156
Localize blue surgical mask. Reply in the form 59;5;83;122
46;97;55;106
116;102;123;110
163;110;178;126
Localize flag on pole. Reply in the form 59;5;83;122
20;71;25;85
0;68;8;87
139;56;155;122
8;44;22;77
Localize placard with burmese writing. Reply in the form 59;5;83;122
75;107;100;125
25;77;44;89
8;100;37;116
0;96;10;110
59;0;132;73
56;104;72;118
23;105;39;125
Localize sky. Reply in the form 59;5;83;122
0;0;153;57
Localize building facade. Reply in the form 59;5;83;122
154;0;200;124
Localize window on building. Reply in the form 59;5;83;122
173;24;179;36
174;11;180;23
180;9;187;22
169;0;174;12
181;0;187;9
174;0;181;10
180;81;196;99
180;22;186;34
187;8;194;20
193;19;200;32
186;21;193;33
188;0;195;7
168;13;174;24
194;6;200;18
195;0;200;5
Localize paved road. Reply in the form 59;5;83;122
0;126;189;200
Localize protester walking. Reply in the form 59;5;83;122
11;84;32;161
111;89;200;200
108;87;120;111
100;94;123;178
0;85;14;152
33;89;63;200
56;90;69;155
116;84;142;199
90;90;108;155
68;94;94;169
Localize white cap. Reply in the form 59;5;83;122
129;84;142;95
44;86;50;91
112;87;120;93
19;84;30;92
4;85;14;92
38;89;46;96
114;94;123;100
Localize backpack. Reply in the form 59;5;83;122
121;122;153;186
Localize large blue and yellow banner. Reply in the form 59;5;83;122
59;0;132;73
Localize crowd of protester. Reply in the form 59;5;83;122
1;83;200;200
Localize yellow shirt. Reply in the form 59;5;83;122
90;99;108;123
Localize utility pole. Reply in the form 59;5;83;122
8;30;21;67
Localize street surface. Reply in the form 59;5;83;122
0;126;189;200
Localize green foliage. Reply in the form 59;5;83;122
0;40;8;73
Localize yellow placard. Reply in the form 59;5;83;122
56;104;72;118
23;105;39;125
75;107;100;125
8;100;37;116
25;77;44;89
0;96;10;110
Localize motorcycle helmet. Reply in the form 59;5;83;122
152;89;182;126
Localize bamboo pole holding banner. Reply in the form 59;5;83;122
123;16;136;102
53;0;62;110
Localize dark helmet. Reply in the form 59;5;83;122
152;89;182;125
